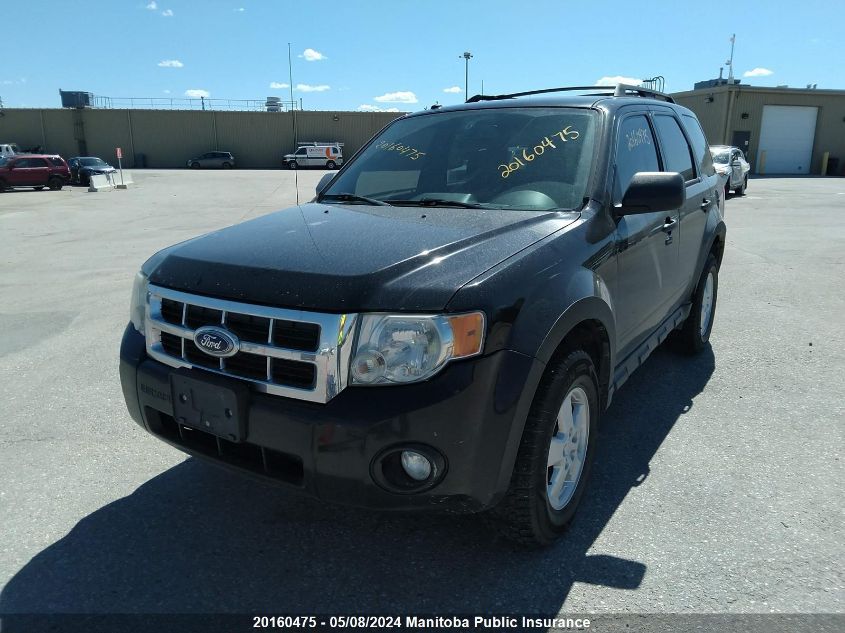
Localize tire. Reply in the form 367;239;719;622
48;178;63;191
190;162;200;169
222;162;232;169
490;349;599;546
0;179;6;192
288;161;298;170
34;186;44;191
676;253;719;354
734;178;744;196
326;160;336;170
724;181;730;199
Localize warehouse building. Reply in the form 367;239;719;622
0;108;404;169
673;84;845;176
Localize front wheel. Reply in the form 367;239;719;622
676;253;719;354
490;349;599;546
190;162;200;169
222;162;232;169
326;160;336;170
288;161;298;170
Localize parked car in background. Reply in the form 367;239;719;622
0;143;21;159
68;156;117;186
187;151;235;169
0;154;70;191
710;145;750;196
282;142;343;169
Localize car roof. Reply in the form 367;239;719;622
406;84;688;118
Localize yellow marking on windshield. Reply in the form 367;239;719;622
375;140;426;161
498;126;580;179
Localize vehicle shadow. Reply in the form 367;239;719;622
0;345;714;621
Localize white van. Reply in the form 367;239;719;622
0;143;21;159
282;142;343;170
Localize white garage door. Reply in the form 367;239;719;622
757;105;818;174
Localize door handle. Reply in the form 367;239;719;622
700;198;710;210
662;218;677;231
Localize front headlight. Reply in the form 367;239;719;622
350;312;485;385
129;271;149;334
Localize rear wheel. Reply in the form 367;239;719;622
0;179;6;192
326;160;336;170
48;178;63;191
288;161;298;170
676;253;719;354
190;162;200;169
222;162;232;169
491;349;599;546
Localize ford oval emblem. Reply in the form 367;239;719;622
193;326;239;358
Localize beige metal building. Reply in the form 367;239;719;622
672;85;845;176
0;108;405;168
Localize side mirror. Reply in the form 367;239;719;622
616;172;684;215
316;173;334;196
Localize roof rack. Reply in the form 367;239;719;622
466;83;674;104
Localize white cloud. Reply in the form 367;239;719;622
300;48;327;62
269;81;290;89
443;86;462;93
2;78;26;85
161;9;173;16
163;89;171;94
235;7;245;12
374;91;418;104
295;83;330;92
145;1;157;9
157;59;183;68
357;105;401;112
743;67;774;77
596;75;642;86
184;89;210;98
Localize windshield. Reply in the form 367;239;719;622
322;108;597;211
80;158;107;167
711;151;730;164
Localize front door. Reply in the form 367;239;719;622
612;112;681;358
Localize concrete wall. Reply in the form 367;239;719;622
673;86;845;175
0;108;405;168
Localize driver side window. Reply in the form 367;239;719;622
614;114;659;203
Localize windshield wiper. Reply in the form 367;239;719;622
389;198;486;209
318;192;391;206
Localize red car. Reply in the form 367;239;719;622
0;154;70;191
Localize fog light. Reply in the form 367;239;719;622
400;450;432;481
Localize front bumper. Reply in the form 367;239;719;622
120;325;542;512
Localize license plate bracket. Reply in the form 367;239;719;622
170;370;249;442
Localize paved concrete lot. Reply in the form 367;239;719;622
1;172;843;617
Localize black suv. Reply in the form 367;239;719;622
120;85;725;545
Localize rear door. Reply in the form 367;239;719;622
612;111;682;357
654;110;718;302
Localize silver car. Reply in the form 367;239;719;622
710;145;750;196
187;151;235;169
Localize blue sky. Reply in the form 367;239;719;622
2;0;842;110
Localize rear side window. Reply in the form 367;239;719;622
653;115;695;181
614;114;659;201
18;157;49;167
681;114;715;177
49;157;65;167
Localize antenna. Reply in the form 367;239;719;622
288;42;300;205
726;34;736;83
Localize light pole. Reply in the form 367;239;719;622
460;51;473;101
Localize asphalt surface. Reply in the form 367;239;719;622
0;173;843;622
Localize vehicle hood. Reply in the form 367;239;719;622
145;202;578;311
81;165;115;172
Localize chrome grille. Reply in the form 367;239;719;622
145;284;357;403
